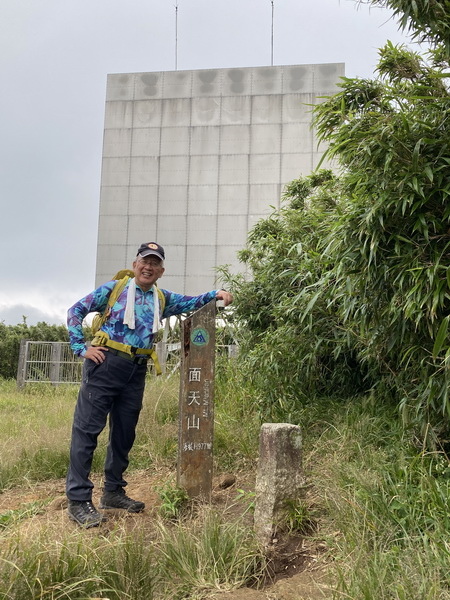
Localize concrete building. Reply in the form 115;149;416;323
95;63;344;293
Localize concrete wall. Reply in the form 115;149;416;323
96;63;344;294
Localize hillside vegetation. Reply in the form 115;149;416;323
1;1;449;598
0;370;449;599
222;0;450;442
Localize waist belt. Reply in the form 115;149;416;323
107;347;149;365
91;331;162;375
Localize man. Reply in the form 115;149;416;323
66;242;233;527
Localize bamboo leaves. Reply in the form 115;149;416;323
225;15;450;436
432;316;449;359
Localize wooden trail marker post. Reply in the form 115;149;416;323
177;299;218;499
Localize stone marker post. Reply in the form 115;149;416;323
177;300;216;499
254;423;304;547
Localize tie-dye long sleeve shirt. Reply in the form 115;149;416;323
67;279;218;357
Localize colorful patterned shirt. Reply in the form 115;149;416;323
67;280;218;357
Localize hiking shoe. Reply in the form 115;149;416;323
67;500;105;528
99;489;145;513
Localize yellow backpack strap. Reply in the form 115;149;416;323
91;276;130;336
91;329;110;347
92;337;162;376
148;286;165;375
109;275;130;307
112;269;134;280
156;285;166;318
150;348;162;376
92;278;165;376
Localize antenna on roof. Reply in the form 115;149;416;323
270;0;274;66
175;1;179;70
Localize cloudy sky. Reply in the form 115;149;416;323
0;0;418;326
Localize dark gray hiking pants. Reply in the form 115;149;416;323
66;351;147;501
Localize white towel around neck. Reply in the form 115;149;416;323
123;277;160;334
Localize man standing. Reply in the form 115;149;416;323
66;242;233;527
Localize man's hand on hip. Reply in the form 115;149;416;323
84;346;108;364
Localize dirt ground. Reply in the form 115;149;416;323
0;470;333;600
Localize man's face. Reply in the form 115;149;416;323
133;255;165;291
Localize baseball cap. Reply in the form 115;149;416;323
136;242;165;261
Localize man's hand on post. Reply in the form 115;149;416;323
216;290;233;307
84;346;108;364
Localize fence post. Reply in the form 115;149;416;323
177;300;216;499
16;339;28;388
50;342;63;385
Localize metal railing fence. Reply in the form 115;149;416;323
16;340;238;386
16;340;83;387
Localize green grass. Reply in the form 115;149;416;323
0;380;111;491
0;528;160;600
0;512;264;599
157;508;265;598
0;367;259;489
0;366;450;599
156;480;189;520
0;500;47;529
0;381;76;490
300;396;450;599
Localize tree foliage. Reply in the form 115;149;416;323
313;40;450;435
225;5;450;437
0;320;69;379
362;0;450;55
222;171;370;420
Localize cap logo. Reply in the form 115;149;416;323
148;243;158;250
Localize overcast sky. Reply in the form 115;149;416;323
0;0;418;326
